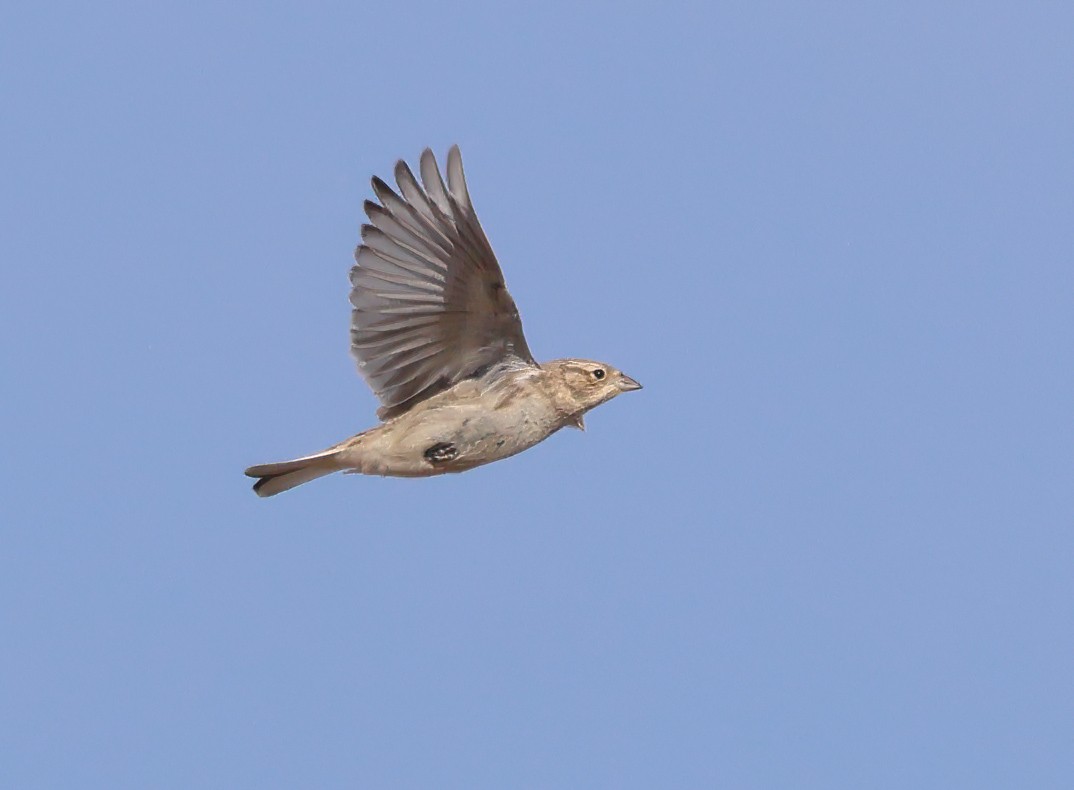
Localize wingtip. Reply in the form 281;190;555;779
444;145;469;205
420;147;438;168
446;144;464;174
370;174;392;195
363;198;382;219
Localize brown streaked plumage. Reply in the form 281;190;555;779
246;146;641;497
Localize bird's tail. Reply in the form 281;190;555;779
245;447;346;497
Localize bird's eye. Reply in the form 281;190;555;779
592;369;606;380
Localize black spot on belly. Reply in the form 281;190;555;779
424;442;458;464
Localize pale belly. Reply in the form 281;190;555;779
346;395;564;477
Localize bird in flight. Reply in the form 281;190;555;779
246;146;641;496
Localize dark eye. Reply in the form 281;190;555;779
592;369;606;380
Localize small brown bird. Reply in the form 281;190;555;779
246;146;641;496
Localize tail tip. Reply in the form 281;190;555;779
250;475;274;497
243;454;340;498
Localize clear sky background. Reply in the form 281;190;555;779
3;3;1072;788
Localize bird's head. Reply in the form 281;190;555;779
545;358;642;428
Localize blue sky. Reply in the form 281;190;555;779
3;2;1072;787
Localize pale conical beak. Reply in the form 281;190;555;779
618;374;643;392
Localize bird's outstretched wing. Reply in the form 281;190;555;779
349;146;536;420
